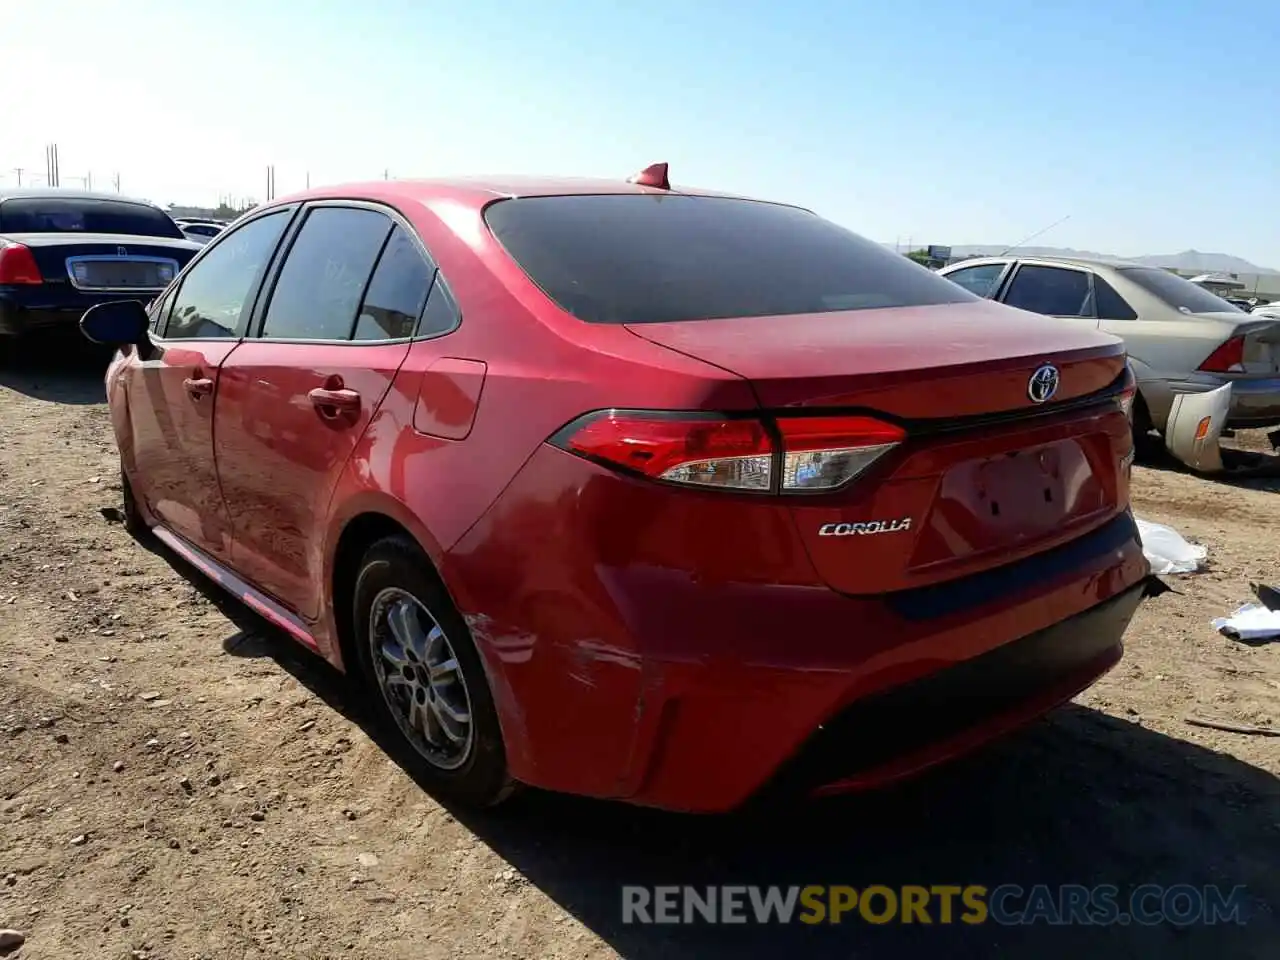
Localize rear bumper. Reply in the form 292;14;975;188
764;580;1144;800
1143;374;1280;430
0;289;156;337
1223;375;1280;428
446;443;1149;813
618;515;1146;811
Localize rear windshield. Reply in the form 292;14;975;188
483;194;976;324
0;198;184;239
1118;266;1242;315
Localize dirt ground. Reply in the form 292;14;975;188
1;349;1277;960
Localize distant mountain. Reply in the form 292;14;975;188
891;244;1279;275
1129;250;1279;276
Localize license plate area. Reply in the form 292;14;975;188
914;439;1108;564
67;256;177;291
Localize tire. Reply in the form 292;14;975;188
351;535;512;807
1130;391;1159;457
120;466;152;540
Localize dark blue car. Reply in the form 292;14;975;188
0;189;201;347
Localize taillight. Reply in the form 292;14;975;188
1118;363;1137;421
1199;336;1245;373
551;410;905;493
0;240;43;285
776;415;905;491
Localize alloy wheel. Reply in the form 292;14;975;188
368;587;475;771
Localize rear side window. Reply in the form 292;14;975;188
165;210;289;339
1002;265;1092;317
1117;267;1242;315
418;277;460;337
261;207;393;340
1094;276;1137;321
0;198;184;239
944;262;1007;298
484;195;975;324
353;226;435;341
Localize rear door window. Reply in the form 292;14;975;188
943;262;1008;298
260;207;393;340
353;226;436;341
1002;265;1093;317
483;194;975;324
1093;276;1138;321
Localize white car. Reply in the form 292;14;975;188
173;219;225;246
939;256;1280;439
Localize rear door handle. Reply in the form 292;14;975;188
183;376;214;398
308;387;361;417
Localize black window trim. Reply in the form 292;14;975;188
943;259;1014;300
153;204;301;342
999;261;1098;319
246;198;459;346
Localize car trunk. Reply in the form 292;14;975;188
3;232;198;291
1202;314;1280;375
626;300;1133;594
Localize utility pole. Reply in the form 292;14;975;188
112;172;121;193
383;168;389;180
305;170;310;189
11;168;23;186
265;165;275;201
87;172;93;190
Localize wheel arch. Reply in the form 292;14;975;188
324;503;534;785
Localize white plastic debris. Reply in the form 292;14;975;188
1212;603;1280;642
1136;517;1207;575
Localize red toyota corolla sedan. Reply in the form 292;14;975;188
80;166;1150;813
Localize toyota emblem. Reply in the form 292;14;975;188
1027;363;1060;404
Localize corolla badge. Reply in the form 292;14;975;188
1027;363;1060;404
818;518;912;537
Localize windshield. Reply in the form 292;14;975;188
0;198;185;239
483;194;976;324
1118;266;1243;315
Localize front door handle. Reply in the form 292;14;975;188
308;387;361;418
183;376;214;399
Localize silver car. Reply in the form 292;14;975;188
939;256;1280;437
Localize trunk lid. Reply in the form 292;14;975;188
625;300;1125;417
1220;315;1280;374
627;300;1133;595
1;232;200;291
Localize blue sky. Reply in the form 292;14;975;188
2;0;1277;266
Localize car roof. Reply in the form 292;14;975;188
948;253;1150;272
0;187;163;208
268;174;768;213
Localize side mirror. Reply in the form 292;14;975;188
81;300;150;347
